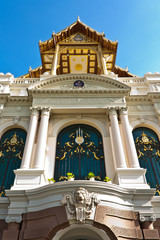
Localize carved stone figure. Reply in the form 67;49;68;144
61;187;100;223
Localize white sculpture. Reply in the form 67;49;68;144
62;187;100;223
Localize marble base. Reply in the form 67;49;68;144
116;168;150;189
11;169;46;190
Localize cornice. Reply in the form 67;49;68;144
0;94;9;101
0;95;32;105
30;88;129;96
126;95;151;103
127;92;160;104
148;92;160;99
8;180;135;200
7;96;31;104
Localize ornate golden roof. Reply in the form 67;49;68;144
19;19;136;78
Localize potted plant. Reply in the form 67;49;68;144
103;176;112;183
48;178;55;184
87;172;95;181
67;172;75;181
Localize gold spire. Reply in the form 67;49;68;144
77;16;80;22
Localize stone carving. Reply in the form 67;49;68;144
61;187;99;223
140;214;156;222
140;215;146;222
5;215;22;223
150;215;156;222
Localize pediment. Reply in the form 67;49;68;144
28;74;130;95
59;33;97;44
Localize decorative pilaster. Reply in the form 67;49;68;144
98;45;108;75
33;108;50;169
120;108;140;168
21;108;39;169
50;44;59;75
109;108;127;168
102;57;108;75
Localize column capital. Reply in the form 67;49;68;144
30;107;39;116
109;108;117;116
119;107;128;115
41;107;50;117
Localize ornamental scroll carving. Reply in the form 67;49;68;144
61;187;100;223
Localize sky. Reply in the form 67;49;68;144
0;0;160;77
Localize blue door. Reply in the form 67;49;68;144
0;128;26;197
133;127;160;195
54;124;105;181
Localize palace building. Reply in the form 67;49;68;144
0;18;160;240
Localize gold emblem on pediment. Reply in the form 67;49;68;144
75;64;83;71
61;33;95;43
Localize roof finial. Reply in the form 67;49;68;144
101;31;105;37
125;66;129;72
77;16;80;22
52;31;55;37
29;66;32;72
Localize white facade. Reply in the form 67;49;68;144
0;20;160;240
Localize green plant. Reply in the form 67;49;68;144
67;172;74;179
48;178;55;183
103;176;112;182
87;172;95;179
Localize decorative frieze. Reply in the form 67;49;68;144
129;115;159;125
33;97;126;109
2;106;32;117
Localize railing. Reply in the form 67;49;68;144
12;78;39;84
119;77;145;84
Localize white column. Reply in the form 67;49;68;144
50;44;59;75
21;108;39;169
109;109;127;168
120;109;140;168
33;108;50;169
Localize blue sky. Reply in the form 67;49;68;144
0;0;160;77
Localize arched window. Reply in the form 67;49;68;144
133;127;160;195
0;128;26;197
54;124;105;181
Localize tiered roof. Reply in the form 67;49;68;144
20;18;136;78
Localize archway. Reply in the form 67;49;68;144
54;124;105;181
52;224;112;240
